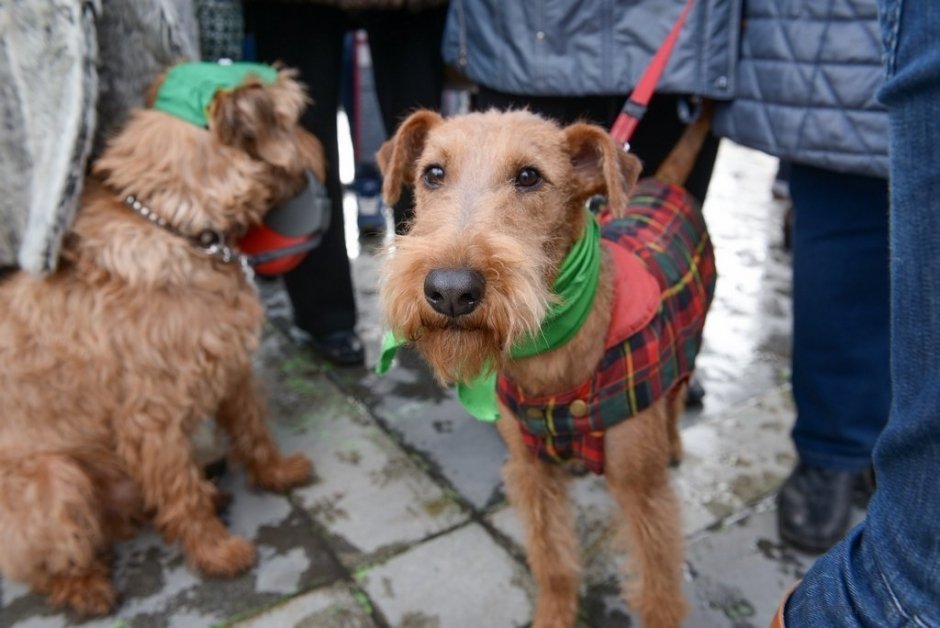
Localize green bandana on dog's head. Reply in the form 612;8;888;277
378;210;602;421
153;62;278;128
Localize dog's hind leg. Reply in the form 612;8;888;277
604;404;688;628
496;414;580;628
215;369;313;493
114;410;257;578
0;453;117;616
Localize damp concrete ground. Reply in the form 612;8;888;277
0;142;868;627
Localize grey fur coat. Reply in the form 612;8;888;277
0;0;199;274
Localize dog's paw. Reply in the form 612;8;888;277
46;571;118;617
190;534;257;577
253;453;315;493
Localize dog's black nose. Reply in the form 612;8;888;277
424;268;485;319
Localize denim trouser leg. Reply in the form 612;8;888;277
785;0;940;624
788;165;890;471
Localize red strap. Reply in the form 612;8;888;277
609;0;696;147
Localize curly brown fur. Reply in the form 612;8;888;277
379;109;688;627
0;67;318;617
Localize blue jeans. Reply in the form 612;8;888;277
785;1;940;624
789;165;890;471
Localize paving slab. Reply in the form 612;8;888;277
276;353;469;569
356;523;533;628
336;349;508;511
686;496;867;628
233;582;375;628
686;499;810;627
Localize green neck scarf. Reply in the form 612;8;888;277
153;62;278;127
378;211;601;421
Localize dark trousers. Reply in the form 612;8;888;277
789;163;890;470
247;2;446;335
475;88;721;203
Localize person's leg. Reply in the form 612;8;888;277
248;2;363;365
361;5;447;233
788;165;890;469
777;164;889;552
784;1;940;623
361;6;447;138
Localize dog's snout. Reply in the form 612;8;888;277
424;268;485;319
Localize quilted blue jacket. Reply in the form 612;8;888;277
443;0;888;178
713;0;888;178
442;0;741;100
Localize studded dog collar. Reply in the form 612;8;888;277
123;194;254;281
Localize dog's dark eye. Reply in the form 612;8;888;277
423;165;445;189
514;167;542;190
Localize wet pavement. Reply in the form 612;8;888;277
0;141;866;627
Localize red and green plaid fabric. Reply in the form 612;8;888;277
499;178;716;474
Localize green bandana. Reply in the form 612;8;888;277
153;62;278;128
378;211;602;421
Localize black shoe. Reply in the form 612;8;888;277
777;462;871;554
311;330;365;367
290;327;365;367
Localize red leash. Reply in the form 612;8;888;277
609;0;696;148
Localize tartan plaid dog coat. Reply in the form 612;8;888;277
497;179;717;474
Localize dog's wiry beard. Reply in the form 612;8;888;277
415;324;504;385
382;230;550;385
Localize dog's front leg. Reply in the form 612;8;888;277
496;414;581;628
115;410;256;577
215;368;313;492
605;404;688;628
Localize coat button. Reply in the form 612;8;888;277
570;399;588;417
526;407;543;420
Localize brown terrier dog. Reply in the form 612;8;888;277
378;109;715;627
0;65;318;616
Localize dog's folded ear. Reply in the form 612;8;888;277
208;69;309;171
563;123;642;217
376;110;443;206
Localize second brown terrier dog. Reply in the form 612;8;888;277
0;65;318;617
378;109;715;627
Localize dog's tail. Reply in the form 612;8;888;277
654;99;714;187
